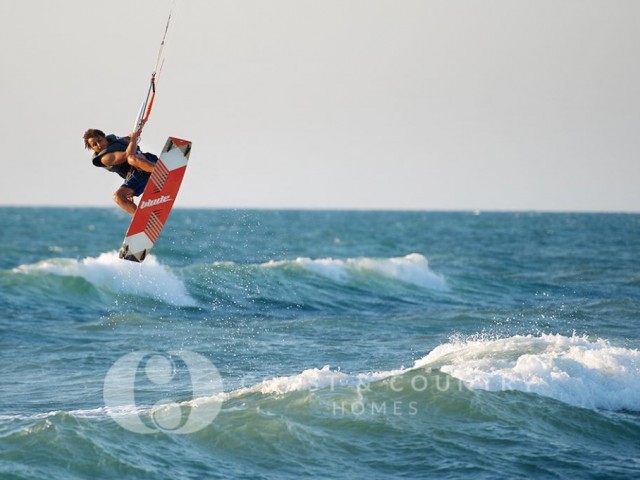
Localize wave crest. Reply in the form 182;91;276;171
263;253;448;290
415;333;640;411
13;251;196;307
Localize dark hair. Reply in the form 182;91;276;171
83;129;106;149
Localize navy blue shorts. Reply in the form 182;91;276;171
122;153;158;196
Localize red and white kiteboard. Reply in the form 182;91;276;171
118;137;192;262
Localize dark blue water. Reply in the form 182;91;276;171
1;208;639;479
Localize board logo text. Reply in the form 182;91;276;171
140;195;172;209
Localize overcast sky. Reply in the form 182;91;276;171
1;0;638;212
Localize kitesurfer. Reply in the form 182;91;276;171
83;129;158;214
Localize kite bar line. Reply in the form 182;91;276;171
133;7;174;137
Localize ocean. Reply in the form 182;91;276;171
1;207;639;479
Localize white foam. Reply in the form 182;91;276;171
14;251;196;307
263;253;448;290
230;365;394;397
9;334;639;425
225;335;639;412
414;334;640;411
250;365;351;394
0;367;385;424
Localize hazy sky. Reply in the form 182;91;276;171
1;0;638;212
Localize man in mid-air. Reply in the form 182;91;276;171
83;129;158;214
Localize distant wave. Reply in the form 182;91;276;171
261;253;448;291
13;251;196;307
9;252;446;311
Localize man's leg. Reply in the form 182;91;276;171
113;186;138;214
127;152;155;173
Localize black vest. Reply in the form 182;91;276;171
91;135;132;179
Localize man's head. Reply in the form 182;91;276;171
83;129;108;153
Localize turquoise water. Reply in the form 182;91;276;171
1;208;639;479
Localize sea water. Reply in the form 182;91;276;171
0;208;639;479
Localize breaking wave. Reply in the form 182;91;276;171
13;251;196;307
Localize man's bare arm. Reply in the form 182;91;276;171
100;151;128;167
125;131;155;173
125;132;138;159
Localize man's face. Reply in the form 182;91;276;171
87;136;108;154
